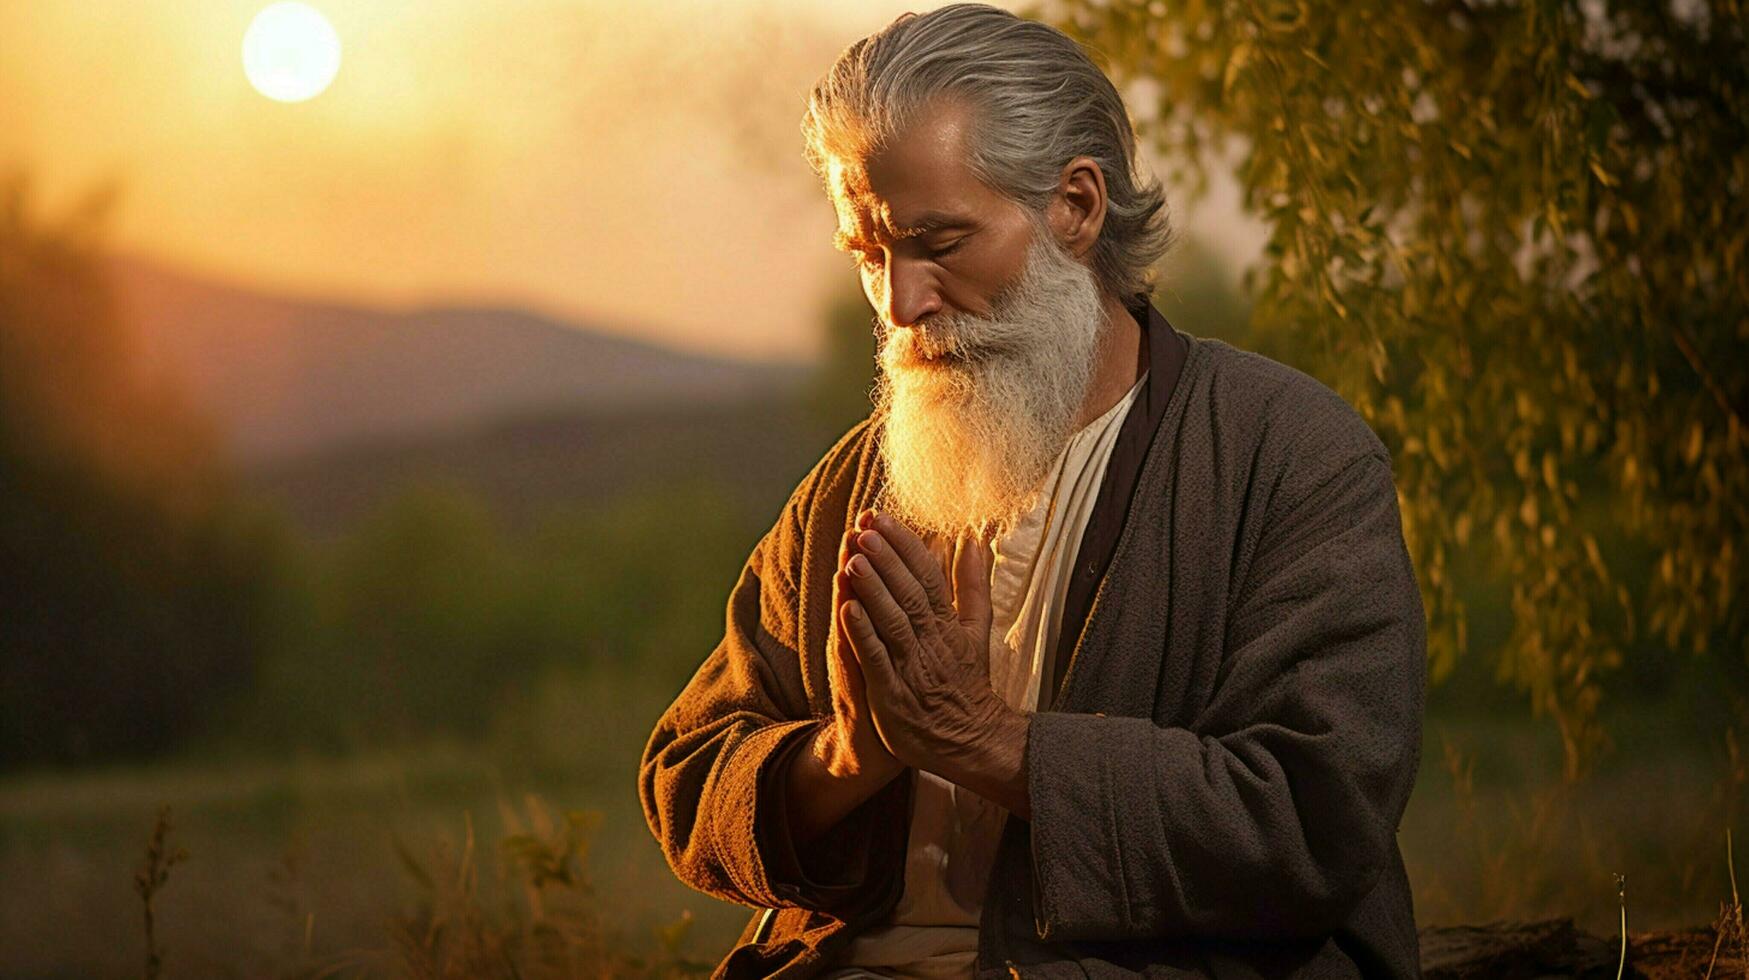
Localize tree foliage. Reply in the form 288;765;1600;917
1035;0;1749;776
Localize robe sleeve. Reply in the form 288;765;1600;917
637;420;907;920
1025;450;1426;942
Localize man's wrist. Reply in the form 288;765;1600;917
936;700;1032;819
788;723;905;846
818;723;904;784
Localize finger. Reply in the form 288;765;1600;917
829;569;866;700
832;529;856;666
841;599;903;700
857;532;951;630
872;513;957;617
845;553;923;655
951;532;994;638
838;526;861;592
836;527;869;626
854;530;943;626
922;531;954;581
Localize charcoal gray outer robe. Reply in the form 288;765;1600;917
638;300;1428;979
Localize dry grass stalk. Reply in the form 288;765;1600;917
133;804;188;980
1615;873;1626;980
341;793;709;978
1704;829;1749;980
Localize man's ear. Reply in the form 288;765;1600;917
1048;155;1108;260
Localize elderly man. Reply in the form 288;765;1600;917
639;5;1426;978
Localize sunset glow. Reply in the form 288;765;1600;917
242;3;341;103
2;1;1224;362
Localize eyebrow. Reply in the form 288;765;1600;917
833;210;977;251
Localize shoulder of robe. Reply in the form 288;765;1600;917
1192;338;1391;487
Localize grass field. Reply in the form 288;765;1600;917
1;668;1742;978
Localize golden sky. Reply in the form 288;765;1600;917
0;1;1258;362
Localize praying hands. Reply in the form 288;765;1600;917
838;509;1033;818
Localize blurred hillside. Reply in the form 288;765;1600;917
110;254;809;464
246;397;829;537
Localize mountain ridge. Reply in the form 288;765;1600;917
107;253;809;464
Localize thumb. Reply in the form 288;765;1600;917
951;532;993;643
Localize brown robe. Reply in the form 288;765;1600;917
638;298;1427;978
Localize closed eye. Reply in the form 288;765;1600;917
845;237;964;271
929;239;964;261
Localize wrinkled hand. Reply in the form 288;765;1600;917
838;509;1008;781
821;524;904;783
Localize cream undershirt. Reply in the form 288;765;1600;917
821;370;1148;980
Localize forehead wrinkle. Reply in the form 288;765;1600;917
828;159;972;250
833;199;966;251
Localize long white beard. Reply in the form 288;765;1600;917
873;231;1110;539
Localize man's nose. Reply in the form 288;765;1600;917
881;258;942;329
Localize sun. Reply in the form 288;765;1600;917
242;3;341;103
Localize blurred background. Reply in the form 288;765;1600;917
1;1;1744;976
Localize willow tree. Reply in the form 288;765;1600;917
1034;0;1748;777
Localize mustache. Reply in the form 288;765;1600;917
873;312;1027;365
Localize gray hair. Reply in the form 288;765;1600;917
801;3;1174;302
